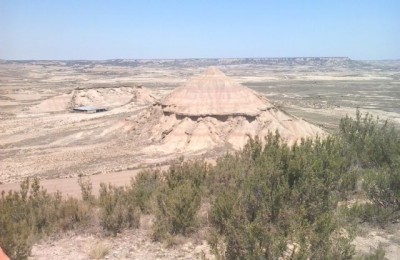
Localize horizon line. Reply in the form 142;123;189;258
1;57;400;62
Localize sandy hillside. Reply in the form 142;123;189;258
29;85;156;113
131;67;325;154
72;86;156;108
0;84;158;184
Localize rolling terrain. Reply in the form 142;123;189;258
1;58;399;259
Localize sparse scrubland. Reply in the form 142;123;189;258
1;111;399;259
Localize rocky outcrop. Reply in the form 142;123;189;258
134;68;325;154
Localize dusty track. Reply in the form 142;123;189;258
0;169;141;198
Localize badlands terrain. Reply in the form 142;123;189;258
1;57;399;186
1;58;400;259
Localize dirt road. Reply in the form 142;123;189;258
0;169;142;198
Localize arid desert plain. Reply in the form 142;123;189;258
1;58;400;259
1;58;399;186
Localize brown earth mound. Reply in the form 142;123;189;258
133;68;326;153
72;86;156;108
30;86;155;113
29;93;73;113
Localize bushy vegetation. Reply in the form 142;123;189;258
1;110;399;259
130;170;161;214
150;111;399;258
98;183;140;236
152;159;207;240
0;178;92;259
339;111;400;225
339;110;399;168
207;134;355;259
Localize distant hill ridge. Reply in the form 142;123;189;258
2;57;353;67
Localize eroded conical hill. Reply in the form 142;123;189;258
161;67;273;117
134;68;325;154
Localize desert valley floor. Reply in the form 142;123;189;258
1;58;399;185
1;58;400;259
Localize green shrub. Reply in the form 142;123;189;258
0;182;38;259
129;170;161;214
0;178;92;260
339;111;400;226
208;134;355;259
98;183;140;236
338;110;400;168
345;203;396;228
364;167;400;210
152;160;207;240
345;166;400;226
78;176;95;203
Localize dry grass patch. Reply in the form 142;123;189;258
88;241;111;259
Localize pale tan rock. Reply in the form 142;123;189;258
72;86;155;108
138;67;326;154
161;67;273;117
30;86;155;113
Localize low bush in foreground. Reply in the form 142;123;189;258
98;183;140;236
207;134;355;259
0;178;92;260
130;170;161;214
340;111;400;226
152;160;207;240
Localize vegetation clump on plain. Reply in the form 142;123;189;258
1;111;399;259
0;178;92;259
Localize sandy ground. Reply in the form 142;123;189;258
29;216;214;260
0;169;141;198
1;58;400;259
352;223;400;259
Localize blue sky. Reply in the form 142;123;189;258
1;1;399;60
